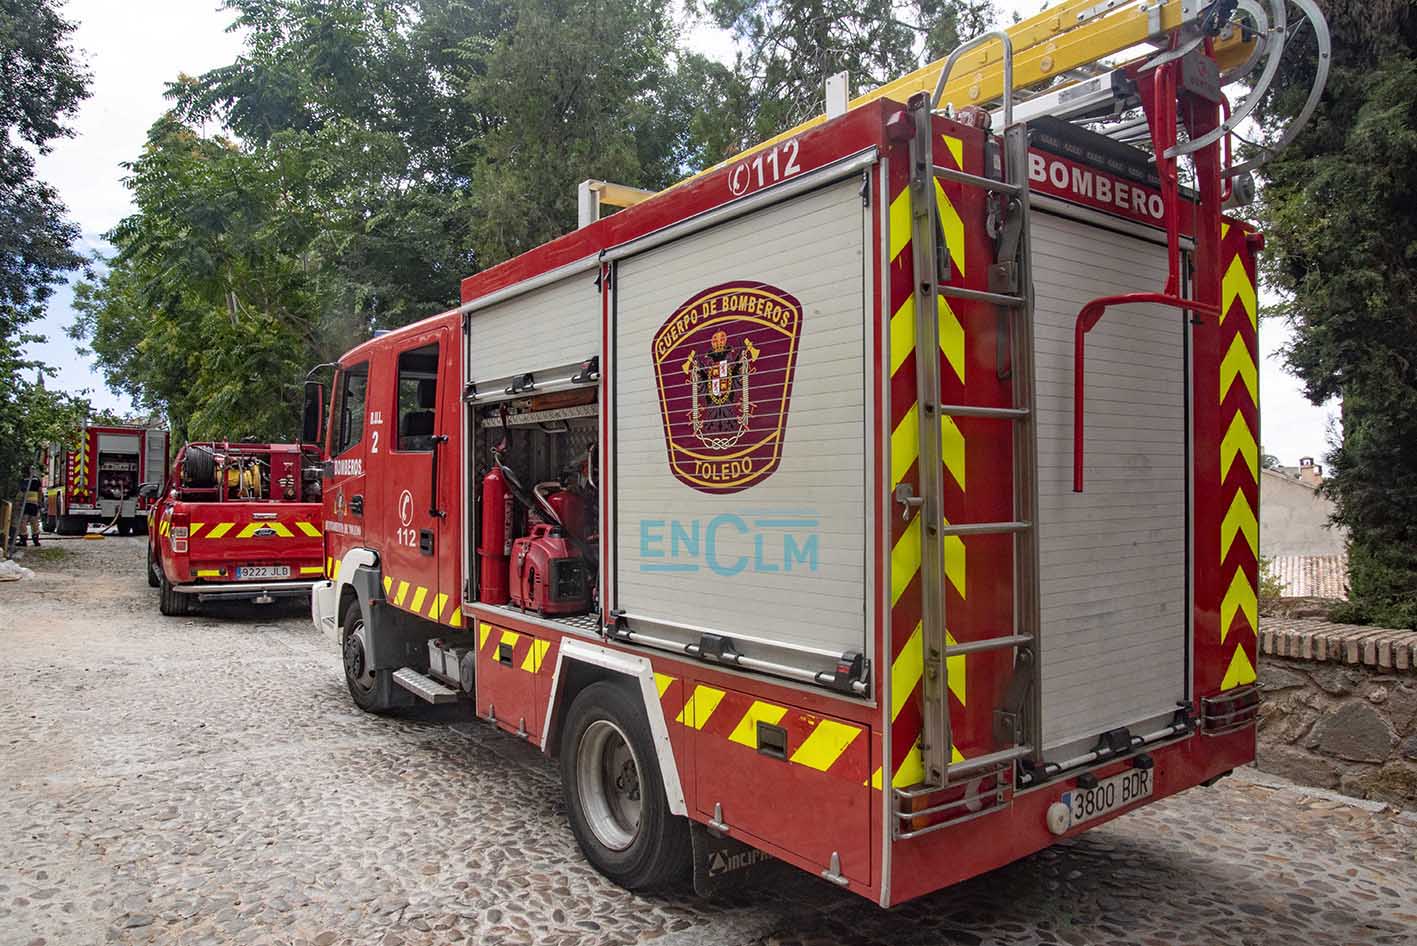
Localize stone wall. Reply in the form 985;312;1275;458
1256;618;1417;809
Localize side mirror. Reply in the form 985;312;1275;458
301;380;325;446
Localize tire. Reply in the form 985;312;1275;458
41;515;54;534
182;445;216;488
146;545;162;588
135;516;149;536
560;681;691;891
158;569;193;617
342;604;395;715
116;519;133;537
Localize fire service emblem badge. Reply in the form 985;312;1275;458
652;281;803;494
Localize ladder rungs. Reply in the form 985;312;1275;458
938;284;1026;307
945;633;1034;657
932;165;1021;196
939;520;1032;536
937;404;1029;419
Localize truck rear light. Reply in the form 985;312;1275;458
171;512;189;553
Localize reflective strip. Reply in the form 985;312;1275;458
521;639;551;673
382;576;393;595
1221;646;1257;689
1220;491;1259;559
206;522;235;540
675;685;726;729
1219;413;1258;483
1220;569;1257;644
790;719;862;771
1219;334;1258;404
191;522;206;537
195;569;223;578
1221;254;1257;329
428;592;448;620
449;607;463;628
295;521;322;537
727;700;787;748
236;521;294;539
653;673;675;697
410;586;428;613
479;622;493;649
159;521;170;536
394;580;409;605
299;566;324;575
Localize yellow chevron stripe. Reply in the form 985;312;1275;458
945;535;965;599
383;575;393;595
890;295;916;376
889;188;912;262
206;522;235;539
332;558;341;581
941;134;964;169
520;639;550;673
449;606;463;628
499;630;520;649
892;623;924;721
1220;569;1257;642
1221;645;1257;690
892;405;920;487
939;297;964;383
727;700;788;748
946;630;965;706
675;685;726;729
1221;254;1257;329
1221;221;1230;240
159;520;169;536
1220;492;1258;559
235;521;294;539
942;415;965;491
394;580;409;606
790;719;862;771
326;556;332;578
1219;413;1258;483
891;516;922;606
410;586;428;613
479;622;492;650
1219;335;1258;405
654;673;675;697
296;521;322;537
934;179;965;276
190;522;204;537
428;592;447;621
870;741;967;790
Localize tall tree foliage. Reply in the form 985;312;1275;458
1256;0;1417;626
697;0;994;149
0;0;92;491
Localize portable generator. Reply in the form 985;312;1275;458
509;523;592;616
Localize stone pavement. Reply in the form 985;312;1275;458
1;537;1415;946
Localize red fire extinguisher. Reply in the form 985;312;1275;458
478;465;513;605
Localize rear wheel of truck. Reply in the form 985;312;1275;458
146;545;162;588
342;605;395;715
560;681;690;891
158;570;193;617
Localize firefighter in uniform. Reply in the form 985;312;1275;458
17;474;41;547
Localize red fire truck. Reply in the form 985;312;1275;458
148;441;325;615
43;423;169;535
308;0;1327;904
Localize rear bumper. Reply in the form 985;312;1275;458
174;580;318;601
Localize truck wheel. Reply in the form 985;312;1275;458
42;515;54;534
560;681;691;891
146;545;162;588
158;571;193;617
342;605;394;715
116;518;132;536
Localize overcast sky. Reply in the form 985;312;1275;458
28;0;1338;467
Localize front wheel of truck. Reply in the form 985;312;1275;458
146;544;161;588
560;681;691;891
342;605;395;715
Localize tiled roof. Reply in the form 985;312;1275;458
1268;554;1348;600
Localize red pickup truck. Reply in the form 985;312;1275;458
147;442;325;615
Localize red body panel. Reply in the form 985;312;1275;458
48;424;167;519
319;88;1257;906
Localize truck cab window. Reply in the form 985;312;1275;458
396;343;440;451
335;361;368;456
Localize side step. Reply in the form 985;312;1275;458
393;667;459;704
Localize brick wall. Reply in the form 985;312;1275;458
1257;618;1417;809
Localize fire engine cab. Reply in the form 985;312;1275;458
310;0;1328;905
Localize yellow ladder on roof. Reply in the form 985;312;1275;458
610;0;1256;204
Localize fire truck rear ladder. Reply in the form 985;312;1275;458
893;54;1042;833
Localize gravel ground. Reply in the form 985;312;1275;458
1;536;1415;946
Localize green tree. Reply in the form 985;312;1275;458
1255;2;1417;627
0;0;91;492
695;0;995;149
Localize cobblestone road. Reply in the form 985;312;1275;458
2;537;1415;946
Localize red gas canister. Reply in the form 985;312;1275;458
478;466;512;604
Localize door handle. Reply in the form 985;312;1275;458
350;494;364;516
429;435;448;519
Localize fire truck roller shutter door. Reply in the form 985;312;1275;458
1029;211;1190;763
611;177;869;683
